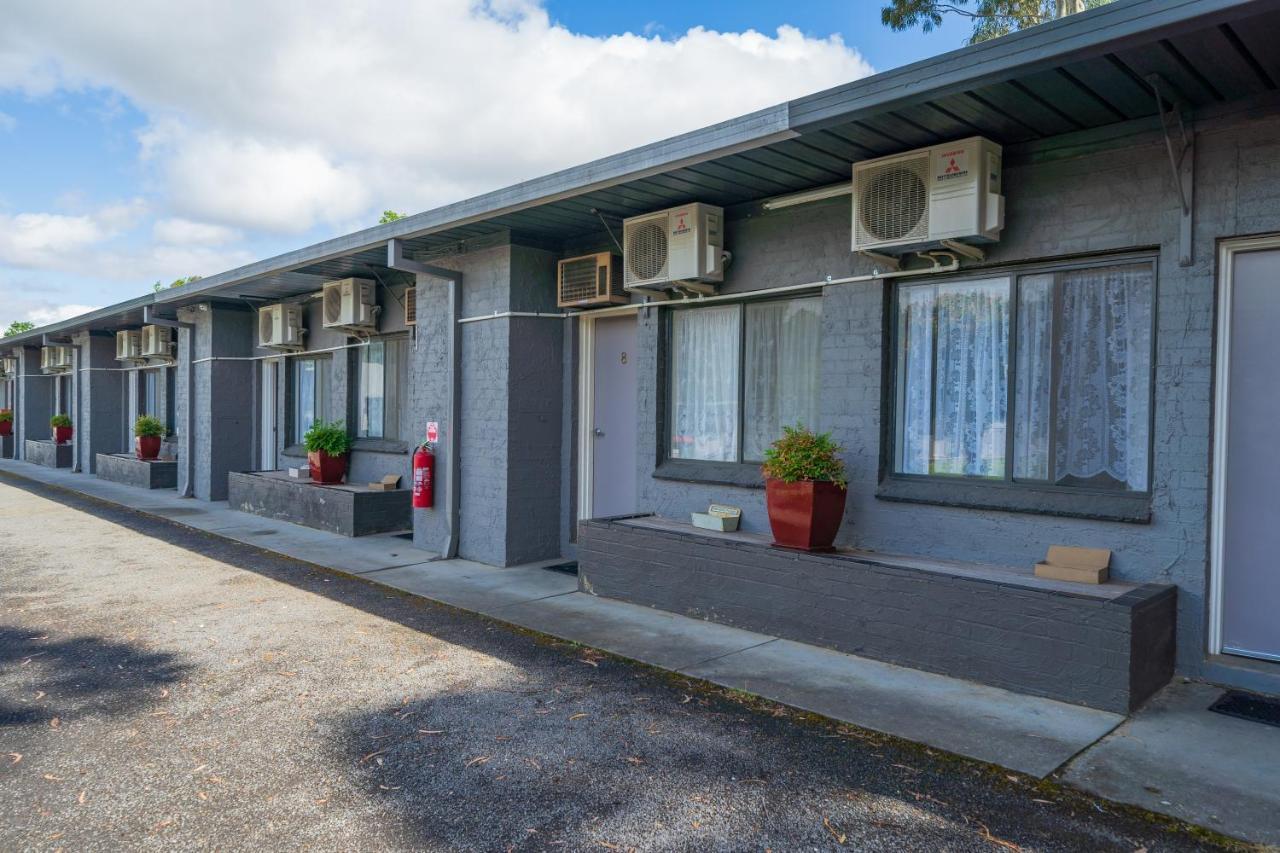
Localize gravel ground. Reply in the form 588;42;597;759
0;476;1241;852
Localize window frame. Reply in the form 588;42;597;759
288;354;331;446
352;334;409;444
879;252;1158;522
658;292;823;486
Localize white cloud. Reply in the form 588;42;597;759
0;111;14;132
152;217;241;246
0;211;108;267
0;1;874;235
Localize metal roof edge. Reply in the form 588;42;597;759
1;293;158;349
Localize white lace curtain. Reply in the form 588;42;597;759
743;298;822;461
670;305;740;462
1016;264;1152;490
899;278;1009;477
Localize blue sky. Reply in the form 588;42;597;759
0;2;969;328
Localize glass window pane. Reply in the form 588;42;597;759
743;298;822;461
359;341;386;438
383;338;403;441
1013;274;1053;480
932;279;1008;478
1053;264;1152;491
897;285;935;475
669;305;740;462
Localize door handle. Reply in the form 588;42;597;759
593;427;605;437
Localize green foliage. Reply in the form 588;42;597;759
133;415;166;438
881;0;1113;43
3;320;35;337
378;210;406;224
153;275;203;293
761;425;847;488
50;413;72;429
302;419;353;456
0;409;12;423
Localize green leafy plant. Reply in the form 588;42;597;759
50;413;72;429
3;321;34;337
761;425;847;489
302;420;352;457
0;409;12;424
134;415;166;438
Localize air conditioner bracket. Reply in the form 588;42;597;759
1148;74;1194;267
856;250;901;272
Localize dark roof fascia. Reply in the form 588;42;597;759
1;293;157;349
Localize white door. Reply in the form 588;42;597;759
260;360;277;471
588;316;638;518
1215;244;1280;662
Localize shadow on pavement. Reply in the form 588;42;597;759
0;625;191;727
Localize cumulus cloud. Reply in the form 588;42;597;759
0;111;14;132
0;1;873;235
151;217;241;246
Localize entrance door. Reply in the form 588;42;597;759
1217;246;1280;662
589;315;637;518
260;360;277;471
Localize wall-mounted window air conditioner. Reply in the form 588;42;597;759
557;252;625;308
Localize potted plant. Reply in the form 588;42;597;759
134;415;165;460
0;409;11;437
761;424;848;552
302;420;352;484
50;413;73;445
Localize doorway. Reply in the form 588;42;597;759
580;314;638;519
1212;239;1280;663
260;360;278;471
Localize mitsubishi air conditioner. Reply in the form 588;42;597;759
41;345;72;374
322;278;377;332
852;136;1004;254
141;325;173;359
623;202;724;294
116;330;143;362
557;252;625;308
258;303;305;350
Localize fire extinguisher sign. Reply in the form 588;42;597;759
426;421;439;444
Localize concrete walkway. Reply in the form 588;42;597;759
2;459;1278;844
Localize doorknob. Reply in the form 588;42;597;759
594;427;605;437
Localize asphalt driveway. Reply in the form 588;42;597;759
0;478;1241;851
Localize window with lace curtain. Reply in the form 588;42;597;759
668;297;822;464
892;259;1154;493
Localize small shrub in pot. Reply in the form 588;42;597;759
50;413;73;445
761;424;848;551
303;420;353;484
0;408;11;437
134;414;166;460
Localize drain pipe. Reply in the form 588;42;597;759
144;305;197;497
388;239;463;560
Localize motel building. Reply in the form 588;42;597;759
4;0;1280;715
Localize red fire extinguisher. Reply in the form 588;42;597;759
412;443;434;509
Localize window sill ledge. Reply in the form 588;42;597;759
653;459;764;489
283;439;410;457
876;476;1151;524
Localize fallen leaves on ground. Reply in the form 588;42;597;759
823;816;847;845
465;756;491;768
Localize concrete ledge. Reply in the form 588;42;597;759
26;440;73;469
227;470;410;537
1;435;12;459
95;453;177;490
578;515;1176;714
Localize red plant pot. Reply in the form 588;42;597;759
0;420;11;437
308;450;347;485
135;435;162;460
764;478;848;552
53;425;73;445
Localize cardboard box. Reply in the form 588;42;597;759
1046;545;1111;571
368;474;402;491
1035;561;1108;585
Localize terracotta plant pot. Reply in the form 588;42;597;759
135;435;162;460
0;420;11;437
53;425;73;445
308;450;347;485
764;478;847;552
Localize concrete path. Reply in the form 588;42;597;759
2;460;1276;845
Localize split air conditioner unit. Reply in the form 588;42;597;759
557;252;625;308
623;202;725;294
321;278;377;332
116;330;143;362
0;357;16;380
852;136;1004;254
40;345;72;374
258;303;305;350
140;325;173;359
404;286;417;326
